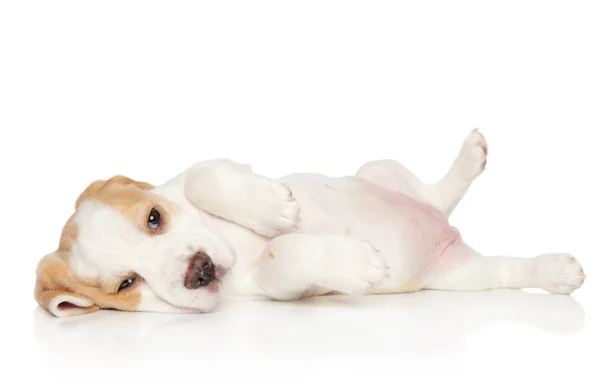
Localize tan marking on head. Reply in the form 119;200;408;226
34;251;142;317
35;251;140;316
268;251;275;259
101;274;141;295
58;215;78;251
76;175;174;235
35;174;155;317
75;175;154;209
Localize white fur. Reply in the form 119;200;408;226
183;159;300;238
249;233;389;300
69;130;586;313
71;199;236;313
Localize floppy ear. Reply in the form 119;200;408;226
36;289;99;318
34;251;100;318
75;175;154;208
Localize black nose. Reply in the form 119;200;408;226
184;252;216;289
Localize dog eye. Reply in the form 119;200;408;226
148;208;161;229
118;278;135;291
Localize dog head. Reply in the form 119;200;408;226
34;175;236;317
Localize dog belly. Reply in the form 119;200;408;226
280;173;463;292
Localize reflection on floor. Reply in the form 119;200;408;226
33;289;585;359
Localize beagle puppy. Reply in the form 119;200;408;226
34;129;585;317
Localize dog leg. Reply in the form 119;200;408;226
423;243;586;294
356;129;488;217
183;159;300;238
248;233;388;300
434;129;488;216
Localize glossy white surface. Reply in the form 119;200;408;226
20;281;595;383
2;1;599;383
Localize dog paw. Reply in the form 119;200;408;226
532;253;586;294
246;180;300;238
320;237;389;295
454;128;488;182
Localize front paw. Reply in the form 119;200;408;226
319;236;389;295
245;180;300;238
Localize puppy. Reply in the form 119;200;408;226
34;130;585;317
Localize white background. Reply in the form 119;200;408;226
1;1;598;383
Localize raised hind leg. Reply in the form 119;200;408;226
423;242;586;294
356;129;488;217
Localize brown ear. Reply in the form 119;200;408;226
34;251;100;318
75;175;154;208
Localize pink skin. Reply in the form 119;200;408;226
150;130;584;309
249;173;466;293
